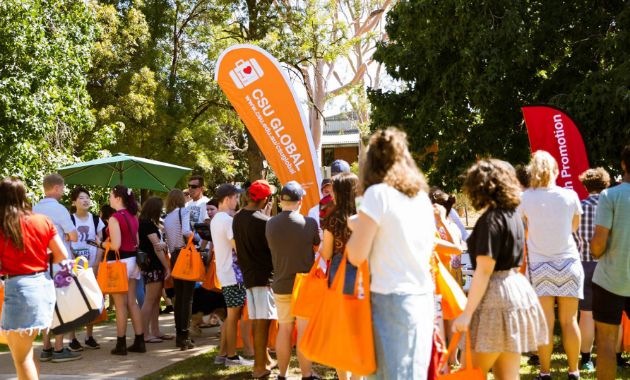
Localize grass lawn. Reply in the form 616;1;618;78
142;332;630;380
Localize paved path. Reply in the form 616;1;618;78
0;315;220;380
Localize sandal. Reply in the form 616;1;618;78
144;336;163;343
252;370;271;379
158;334;174;340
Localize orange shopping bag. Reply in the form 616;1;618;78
437;332;484;379
0;285;6;344
201;251;221;292
291;259;327;318
622;312;630;352
300;252;376;375
172;235;206;282
97;243;128;294
433;252;466;320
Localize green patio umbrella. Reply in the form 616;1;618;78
58;153;192;192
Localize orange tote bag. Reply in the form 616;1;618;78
172;235;206;282
291;259;327;318
97;244;128;294
433;252;466;320
201;251;221;292
301;253;376;375
0;286;6;344
437;332;484;380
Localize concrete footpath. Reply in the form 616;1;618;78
0;314;220;380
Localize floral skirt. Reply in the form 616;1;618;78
470;269;548;353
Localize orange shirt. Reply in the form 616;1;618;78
0;214;56;275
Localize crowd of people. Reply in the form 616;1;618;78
0;126;629;380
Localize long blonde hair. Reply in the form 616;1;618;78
528;150;558;188
359;127;427;197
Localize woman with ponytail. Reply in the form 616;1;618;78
105;185;146;355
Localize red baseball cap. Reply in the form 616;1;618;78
248;180;276;201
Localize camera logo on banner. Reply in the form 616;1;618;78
230;58;264;89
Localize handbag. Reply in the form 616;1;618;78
201;250;221;292
437;332;484;379
291;257;327;318
50;257;104;335
433;252;467;320
300;251;376;375
428;327;447;380
172;234;206;282
122;213;149;271
97;242;129;294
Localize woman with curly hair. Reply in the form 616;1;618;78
519;151;584;380
452;159;548;379
347;127;436;379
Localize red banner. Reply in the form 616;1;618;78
215;45;322;214
521;105;590;199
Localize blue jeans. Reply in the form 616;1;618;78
1;272;55;333
135;276;145;308
369;292;434;380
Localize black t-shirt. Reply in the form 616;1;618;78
232;209;273;288
466;208;525;271
139;220;163;271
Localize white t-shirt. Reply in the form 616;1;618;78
360;183;436;295
186;196;210;225
70;213;105;267
33;198;76;254
210;211;237;286
519;186;583;262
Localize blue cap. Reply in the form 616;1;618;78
331;159;351;175
280;181;306;201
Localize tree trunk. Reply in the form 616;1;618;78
246;130;264;181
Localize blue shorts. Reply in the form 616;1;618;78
1;272;55;334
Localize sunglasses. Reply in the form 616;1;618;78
183;192;190;196
188;184;200;189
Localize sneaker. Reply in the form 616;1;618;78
568;374;579;380
84;336;101;349
534;375;551;380
581;360;595;372
40;348;53;362
225;355;254;367
68;338;84;352
51;348;82;363
618;358;630;369
214;355;227;365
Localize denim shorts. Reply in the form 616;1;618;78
369;292;434;380
327;254;358;295
1;272;55;334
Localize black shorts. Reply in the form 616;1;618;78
579;261;597;311
592;282;630;325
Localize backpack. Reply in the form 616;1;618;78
71;213;100;233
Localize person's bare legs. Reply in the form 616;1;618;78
296;317;314;377
252;319;272;377
538;296;556;374
558;297;581;373
470;351;500;377
141;282;162;339
492;352;522;380
596;321;619;380
225;306;242;357
7;331;39;380
112;293;129;337
241;319;254;356
579;310;595;357
126;279;143;335
219;322;228;356
276;322;293;376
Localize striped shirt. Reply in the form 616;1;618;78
574;194;599;262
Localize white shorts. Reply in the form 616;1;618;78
118;257;142;280
246;286;278;320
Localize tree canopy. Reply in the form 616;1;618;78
369;0;630;189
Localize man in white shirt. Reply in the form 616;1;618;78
210;183;252;367
32;174;81;363
186;175;209;226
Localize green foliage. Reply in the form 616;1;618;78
0;0;97;195
370;1;630;190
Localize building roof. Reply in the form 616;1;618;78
322;112;360;147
